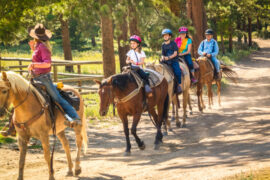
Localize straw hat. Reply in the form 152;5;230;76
29;23;52;41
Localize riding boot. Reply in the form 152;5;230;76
1;112;16;137
144;80;153;98
176;84;183;95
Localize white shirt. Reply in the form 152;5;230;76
126;50;146;68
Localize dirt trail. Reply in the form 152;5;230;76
1;39;270;180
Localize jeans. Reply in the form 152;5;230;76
136;68;150;85
33;73;79;119
170;60;182;84
183;54;194;73
211;56;220;73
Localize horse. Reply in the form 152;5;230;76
0;71;88;180
195;56;237;112
95;71;169;155
146;61;192;129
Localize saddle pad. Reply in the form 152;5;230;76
144;68;164;88
179;62;188;76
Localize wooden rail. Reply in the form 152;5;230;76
0;57;103;94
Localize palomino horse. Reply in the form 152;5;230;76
146;61;192;128
195;56;237;112
0;72;88;180
96;71;169;155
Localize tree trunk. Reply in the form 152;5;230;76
59;15;73;72
248;16;252;47
100;0;116;78
169;0;180;17
186;0;207;57
220;31;225;55
128;0;140;35
229;30;233;53
243;19;248;44
212;18;217;40
237;18;242;43
257;16;262;31
117;12;129;71
91;36;96;47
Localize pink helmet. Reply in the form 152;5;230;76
129;35;142;43
179;26;188;34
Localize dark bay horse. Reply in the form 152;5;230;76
96;71;169;155
195;57;237;112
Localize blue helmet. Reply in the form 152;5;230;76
205;29;214;35
162;29;172;36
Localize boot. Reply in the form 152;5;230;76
64;114;82;128
1;121;16;137
214;71;221;80
144;84;153;97
176;85;183;94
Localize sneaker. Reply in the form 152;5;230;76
176;85;183;94
64;115;82;128
191;77;198;84
145;84;153;97
214;72;222;80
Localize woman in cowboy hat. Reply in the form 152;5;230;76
28;23;81;127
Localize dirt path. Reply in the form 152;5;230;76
1;39;270;180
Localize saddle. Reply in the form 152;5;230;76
122;66;164;88
30;79;80;121
197;56;214;70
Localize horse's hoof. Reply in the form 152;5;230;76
49;176;55;180
75;168;82;176
171;117;175;121
154;143;160;150
176;121;181;128
66;171;73;176
163;131;168;136
139;143;146;150
181;124;187;128
124;151;131;156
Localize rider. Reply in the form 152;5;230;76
28;24;81;127
198;29;221;80
161;29;182;94
126;35;153;97
175;26;198;84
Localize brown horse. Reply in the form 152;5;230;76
146;61;192;129
0;71;88;180
195;57;237;112
96;71;169;155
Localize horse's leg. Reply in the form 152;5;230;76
40;135;55;180
188;93;193;115
182;90;189;128
171;102;175;121
119;114;131;156
57;131;73;176
175;96;181;128
217;80;221;106
148;107;162;150
197;83;203;112
131;113;145;150
73;125;83;176
207;82;213;109
17;136;28;180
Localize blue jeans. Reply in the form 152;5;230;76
34;73;79;119
183;54;194;73
211;56;220;73
170;60;182;84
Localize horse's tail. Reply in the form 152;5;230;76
162;94;170;124
221;65;238;84
81;112;88;154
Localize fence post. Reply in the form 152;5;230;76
77;65;82;92
53;65;58;82
19;60;23;75
0;56;1;72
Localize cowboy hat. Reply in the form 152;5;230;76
29;23;52;41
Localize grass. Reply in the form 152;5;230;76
222;168;270;180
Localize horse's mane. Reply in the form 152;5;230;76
102;72;135;91
1;71;46;104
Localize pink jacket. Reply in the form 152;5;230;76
32;42;51;75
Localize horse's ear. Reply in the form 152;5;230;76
94;80;101;85
1;72;7;81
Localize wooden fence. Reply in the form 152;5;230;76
0;57;104;95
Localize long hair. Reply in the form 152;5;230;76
35;39;52;53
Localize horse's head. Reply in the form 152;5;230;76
0;72;11;117
95;78;113;116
